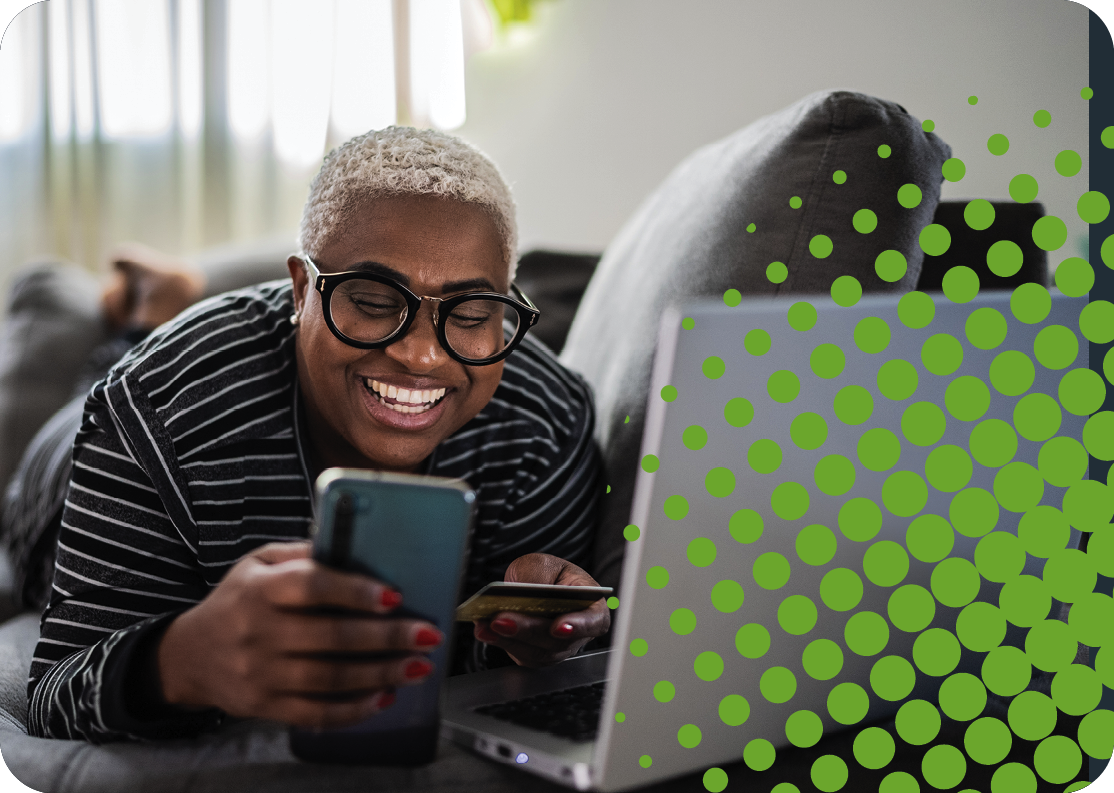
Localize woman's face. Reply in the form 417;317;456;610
289;194;508;472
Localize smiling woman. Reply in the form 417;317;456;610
24;127;607;743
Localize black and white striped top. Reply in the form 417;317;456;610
26;281;600;743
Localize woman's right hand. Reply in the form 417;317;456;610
157;541;442;729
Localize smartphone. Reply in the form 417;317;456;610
289;468;476;766
455;581;612;622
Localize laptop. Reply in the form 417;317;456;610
441;290;1085;792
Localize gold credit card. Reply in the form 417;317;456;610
455;582;613;622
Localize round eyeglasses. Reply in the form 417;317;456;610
300;256;540;366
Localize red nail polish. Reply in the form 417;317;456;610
555;623;575;637
491;618;518;636
381;589;403;608
415;627;442;648
405;659;433;679
378;690;396;708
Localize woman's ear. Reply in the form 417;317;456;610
287;255;309;316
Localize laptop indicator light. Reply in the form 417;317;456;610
515;752;529;764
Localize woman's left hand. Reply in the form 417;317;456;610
473;553;611;668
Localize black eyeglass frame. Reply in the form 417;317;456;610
300;256;540;366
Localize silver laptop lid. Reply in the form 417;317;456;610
595;291;1086;792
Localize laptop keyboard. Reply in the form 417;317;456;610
474;681;607;742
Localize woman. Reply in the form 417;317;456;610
26;127;607;742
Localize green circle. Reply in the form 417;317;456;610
694;651;724;682
705;467;736;497
1078;191;1110;224
754;552;791;590
786;710;824;748
876;250;909;282
942;266;980;303
623;524;640;542
1011;282;1052;324
845;611;890;656
747;223;756;233
913;628;961;677
870;655;916;702
1032;215;1068;252
736;623;770;659
858;428;902;472
771;482;810;520
687;537;718;567
1025;619;1078;673
987;133;1010;156
1078;708;1114;759
821;568;864;612
681;317;695;330
748;440;782;474
767;261;789;283
877;359;918;401
723;289;741;308
945;376;990;421
921;333;964;375
677;723;702;749
607;596;619;609
1091;530;1114;577
925;444;973;493
831;276;862;308
902;402;947;447
630;638;649;656
1055;149;1082;177
702;768;728;793
877;144;892;159
1059;369;1106;416
730;509;764;544
791;412;828;450
969;95;979;105
986;239;1024;277
790;195;803;209
855;317;891;355
811;343;847;378
761;667;797;704
660;384;678;402
768;370;801;403
974;532;1025;583
839;497;883;542
1034;735;1082;783
898;291;935;329
832;170;847;185
964;717;1012;765
1080;300;1114;343
702;356;726;380
1009;174;1039;203
854;726;896;770
965;306;1008;350
723;397;754;428
670;608;696;635
964;199;995;230
999;575;1051;628
1033;109;1052;127
882;470;928;517
1055;257;1095;297
991;763;1036;793
653;680;676;702
939;672;988;721
949;487;999;537
1044;548;1097;603
827;682;869;725
719;694;751;726
1009;690;1057;741
920;223;952;256
811;755;849;793
646;566;670;589
1014;392;1062;441
994;461;1045;512
942;158;966;182
923;119;935;132
896;700;941;745
744;328;772;356
897;184;923;210
1105;126;1114;148
864;541;909;587
989;350;1035;395
797;524;837;566
804;639;845;681
906;514;954;563
834;385;874;425
710;580;745;613
744;738;774;771
815;454;856;496
663;495;690;520
1017;505;1070;558
1083;412;1114;460
788;301;818;331
779;595;818;635
641;454;660;473
853;209;878;234
932;556;982;607
1052;664;1102;716
888;584;935;632
1069;592;1114;648
683;424;709;450
982;645;1032;697
615;711;625;722
811;235;834;259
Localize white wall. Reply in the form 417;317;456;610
457;0;1091;262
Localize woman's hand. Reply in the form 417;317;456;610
473;553;611;668
157;541;443;729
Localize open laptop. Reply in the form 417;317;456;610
442;290;1085;792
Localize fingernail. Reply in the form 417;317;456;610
491;618;518;636
415;627;443;648
555;623;575;637
380;589;403;609
405;659;434;679
378;691;396;708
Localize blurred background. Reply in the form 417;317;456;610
0;0;1093;291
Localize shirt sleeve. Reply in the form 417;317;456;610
26;386;218;742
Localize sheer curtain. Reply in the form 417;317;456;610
0;0;489;280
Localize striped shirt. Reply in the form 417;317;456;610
26;281;600;743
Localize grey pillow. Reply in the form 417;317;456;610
561;90;952;589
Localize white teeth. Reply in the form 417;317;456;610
421;389;431;403
364;379;448;411
387;384;397;399
397;388;411;403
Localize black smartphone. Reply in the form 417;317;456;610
289;469;476;766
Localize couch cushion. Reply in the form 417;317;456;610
561;90;951;588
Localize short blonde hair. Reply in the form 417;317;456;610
299;127;518;279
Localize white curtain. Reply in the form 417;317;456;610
0;0;490;279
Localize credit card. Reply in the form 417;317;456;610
455;582;613;622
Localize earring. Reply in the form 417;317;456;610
289;313;300;326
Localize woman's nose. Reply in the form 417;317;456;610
383;300;446;371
